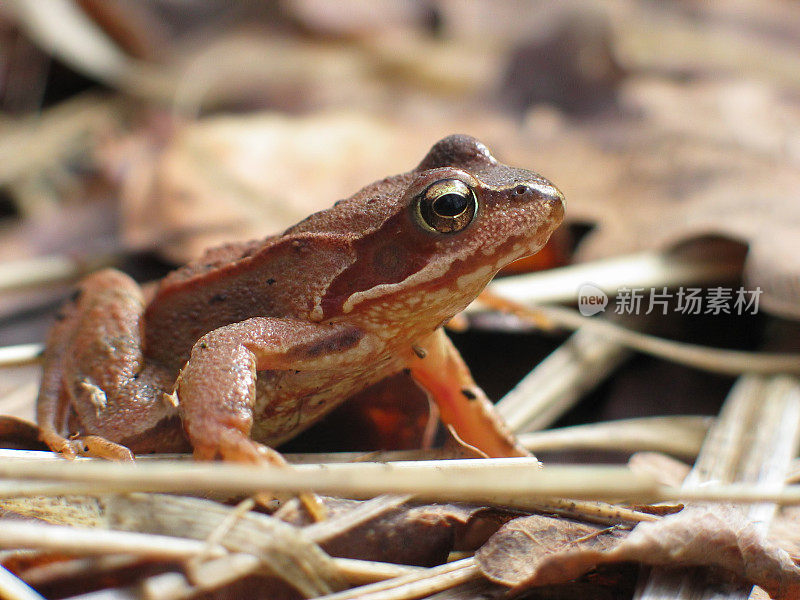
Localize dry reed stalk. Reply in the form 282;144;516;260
0;566;46;600
636;375;800;599
2;457;800;506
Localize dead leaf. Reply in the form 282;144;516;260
281;497;518;567
477;506;800;599
538;77;800;320
770;506;800;564
114;111;438;262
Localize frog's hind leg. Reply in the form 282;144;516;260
37;269;180;459
36;294;79;456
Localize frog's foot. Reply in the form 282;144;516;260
192;428;328;521
0;415;49;451
192;427;285;465
74;435;135;461
39;430;134;461
38;429;80;459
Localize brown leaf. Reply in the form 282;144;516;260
282;497;518;567
116;112;436;263
477;506;800;599
477;515;622;587
770;506;800;564
541;78;800;320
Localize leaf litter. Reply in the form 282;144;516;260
2;1;800;599
477;505;800;600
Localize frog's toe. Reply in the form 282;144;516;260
192;427;285;465
74;435;135;461
39;430;79;459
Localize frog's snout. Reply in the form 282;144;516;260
522;181;565;221
538;183;566;211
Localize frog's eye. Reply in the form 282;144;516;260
416;179;477;233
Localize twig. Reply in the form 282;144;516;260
0;566;46;600
496;325;631;432
0;520;226;560
484;249;741;434
0;253;119;294
0;344;42;368
478;250;742;308
0;93;118;185
315;557;480;600
482;294;800;375
3;0;172;101
518;416;712;459
2;457;800;505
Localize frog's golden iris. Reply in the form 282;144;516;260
416;178;478;233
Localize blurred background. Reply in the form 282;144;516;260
0;0;799;453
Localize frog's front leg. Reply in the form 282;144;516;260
408;328;530;458
175;318;371;461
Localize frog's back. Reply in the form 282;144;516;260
142;173;415;368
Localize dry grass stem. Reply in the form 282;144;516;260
332;558;422;585
1;457;800;506
497;326;631;432
511;498;658;525
637;375;800;599
136;554;421;600
0;520;225;560
0;253;119;295
519;416;712;459
301;494;413;543
485;296;800;375
315;557;480;600
0;457;658;501
0;565;46;600
3;1;173;102
116;493;415;595
0;93;117;185
478;250;742;308
0;344;42;368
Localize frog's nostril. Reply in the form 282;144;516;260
514;185;529;196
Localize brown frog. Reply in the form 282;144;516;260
37;135;564;461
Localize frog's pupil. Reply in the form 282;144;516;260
433;193;468;217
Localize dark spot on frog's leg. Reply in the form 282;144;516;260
68;288;83;303
461;388;477;400
208;293;228;304
54;311;67;322
294;327;365;359
266;278;276;285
